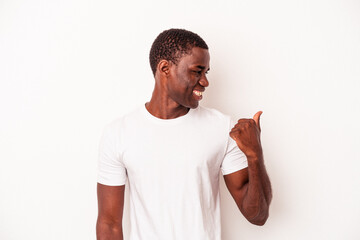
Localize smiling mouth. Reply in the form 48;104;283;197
193;90;203;97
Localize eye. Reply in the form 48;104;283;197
193;70;202;75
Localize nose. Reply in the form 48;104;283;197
199;74;209;87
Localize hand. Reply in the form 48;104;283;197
229;111;263;159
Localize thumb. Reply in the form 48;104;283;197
253;111;263;130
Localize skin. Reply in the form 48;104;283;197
146;47;210;119
97;184;125;240
96;47;272;239
227;111;272;225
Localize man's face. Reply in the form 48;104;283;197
166;47;210;109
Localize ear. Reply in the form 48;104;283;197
157;60;171;76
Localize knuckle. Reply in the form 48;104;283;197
232;129;240;135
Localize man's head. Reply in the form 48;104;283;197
149;29;208;76
149;29;210;110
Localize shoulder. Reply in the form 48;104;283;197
195;105;231;122
193;106;232;130
102;106;143;133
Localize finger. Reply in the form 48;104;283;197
229;130;240;140
253;111;262;130
229;131;236;141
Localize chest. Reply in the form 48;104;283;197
122;123;226;179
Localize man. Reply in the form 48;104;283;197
96;29;272;240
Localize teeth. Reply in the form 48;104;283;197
194;91;202;96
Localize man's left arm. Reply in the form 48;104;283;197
224;111;272;226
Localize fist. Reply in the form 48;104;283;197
229;111;263;159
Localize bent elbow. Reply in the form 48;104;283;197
249;215;268;226
248;209;269;226
239;196;271;226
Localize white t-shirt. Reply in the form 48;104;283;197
97;105;248;240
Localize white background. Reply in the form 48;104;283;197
1;0;359;239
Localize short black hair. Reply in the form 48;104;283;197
149;28;208;76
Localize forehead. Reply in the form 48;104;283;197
178;47;210;68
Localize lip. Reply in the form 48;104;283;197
193;87;205;92
193;88;205;94
192;89;204;100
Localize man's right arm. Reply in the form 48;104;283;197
96;183;125;240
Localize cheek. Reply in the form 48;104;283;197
177;74;193;89
172;70;197;95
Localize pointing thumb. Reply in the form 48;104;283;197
253;111;262;130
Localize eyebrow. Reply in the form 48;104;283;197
196;65;210;71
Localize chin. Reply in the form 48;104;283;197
188;102;199;109
179;99;199;109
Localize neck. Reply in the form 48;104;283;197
146;87;189;119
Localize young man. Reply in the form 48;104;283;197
96;29;272;240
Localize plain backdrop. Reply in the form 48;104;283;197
1;0;359;239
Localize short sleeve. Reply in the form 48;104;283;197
221;119;248;175
97;123;127;186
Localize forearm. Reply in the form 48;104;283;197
240;154;272;225
248;154;272;205
96;220;123;240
